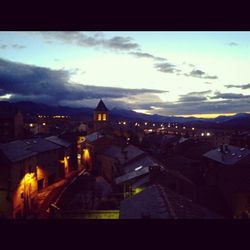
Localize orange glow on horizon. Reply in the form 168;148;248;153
133;109;250;119
175;113;239;119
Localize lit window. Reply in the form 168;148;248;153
97;114;102;121
102;113;107;121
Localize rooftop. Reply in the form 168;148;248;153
115;166;150;185
102;144;145;165
85;132;104;143
123;155;160;174
0;138;61;163
203;145;250;165
120;184;221;219
46;136;71;147
95;99;109;112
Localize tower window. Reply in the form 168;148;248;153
97;114;102;121
102;113;107;121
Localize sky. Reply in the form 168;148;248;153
0;31;250;118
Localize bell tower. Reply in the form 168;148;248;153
94;99;109;131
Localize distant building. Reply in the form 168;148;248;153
93;99;109;131
0;104;24;142
78;123;88;135
230;131;250;148
203;144;250;216
78;131;114;173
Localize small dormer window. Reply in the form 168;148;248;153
98;114;102;121
102;113;107;121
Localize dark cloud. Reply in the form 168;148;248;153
225;83;250;89
0;58;166;107
184;69;218;79
176;90;211;103
145;98;250;116
11;44;26;49
130;52;166;61
187;90;212;95
228;42;238;46
39;32;139;51
178;95;207;102
0;44;25;49
154;62;178;73
211;92;250;100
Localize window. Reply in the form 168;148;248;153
97;114;102;121
102;113;107;121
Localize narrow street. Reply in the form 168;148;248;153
32;170;82;218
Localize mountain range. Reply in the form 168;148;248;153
1;101;250;128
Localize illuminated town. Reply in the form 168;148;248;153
1;32;250;219
1;99;250;219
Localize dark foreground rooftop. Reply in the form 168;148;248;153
120;184;222;219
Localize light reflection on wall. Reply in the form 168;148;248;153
83;148;90;162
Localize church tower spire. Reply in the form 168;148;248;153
93;99;109;131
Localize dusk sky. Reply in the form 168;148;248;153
1;31;250;118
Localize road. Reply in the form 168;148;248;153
32;170;81;218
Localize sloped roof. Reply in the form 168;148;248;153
123;155;159;174
46;136;71;147
102;144;145;165
203;145;250;166
120;185;171;219
95;99;109;111
115;166;150;185
0;140;36;163
0;138;61;163
119;184;222;219
85;132;104;143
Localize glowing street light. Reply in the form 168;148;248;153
206;132;211;136
192;127;195;130
201;133;205;136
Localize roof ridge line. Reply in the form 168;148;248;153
156;184;177;219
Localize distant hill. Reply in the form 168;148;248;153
1;101;250;128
